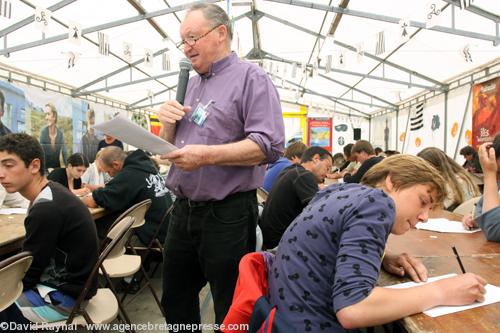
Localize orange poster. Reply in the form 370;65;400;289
307;118;332;152
472;77;500;147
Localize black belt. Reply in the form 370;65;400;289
180;189;256;208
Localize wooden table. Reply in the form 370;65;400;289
382;214;500;333
0;207;108;256
0;213;26;257
387;227;499;257
379;255;500;333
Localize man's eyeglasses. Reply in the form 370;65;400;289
176;25;221;49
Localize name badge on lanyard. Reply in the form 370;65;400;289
191;100;214;127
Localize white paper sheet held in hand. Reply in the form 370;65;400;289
385;273;500;317
93;115;178;155
415;218;481;233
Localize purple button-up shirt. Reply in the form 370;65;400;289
166;52;285;201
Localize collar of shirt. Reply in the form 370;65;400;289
201;52;238;79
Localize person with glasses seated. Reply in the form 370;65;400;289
156;3;285;330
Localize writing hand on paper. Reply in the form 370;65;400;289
435;273;487;305
157;100;191;125
462;213;478;230
163;145;210;172
382;252;428;283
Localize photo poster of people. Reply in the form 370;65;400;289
472;76;500;148
0;79;125;167
307;117;332;152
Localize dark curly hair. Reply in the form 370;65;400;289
0;133;45;175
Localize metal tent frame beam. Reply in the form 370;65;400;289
317;73;397;108
259;10;445;88
129;85;177;109
74;8;249;95
279;98;357;118
250;0;263;52
127;0;169;39
0;0;77;38
74;71;180;97
264;0;500;45
442;0;500;23
274;74;370;118
72;47;170;95
0;0;219;56
264;51;442;92
274;81;390;110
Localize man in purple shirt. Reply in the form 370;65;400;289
157;3;285;331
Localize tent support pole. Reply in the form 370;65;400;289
454;85;473;159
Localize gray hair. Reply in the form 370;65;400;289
98;146;127;167
188;3;233;42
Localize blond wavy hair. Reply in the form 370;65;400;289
361;154;446;208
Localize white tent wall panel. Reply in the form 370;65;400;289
372;84;475;164
370;111;400;152
329;113;370;154
397;95;444;155
445;84;473;163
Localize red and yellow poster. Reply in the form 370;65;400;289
472;77;500;147
307;117;332;152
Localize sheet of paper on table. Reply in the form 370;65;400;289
93;114;178;155
416;218;481;233
385;273;500;317
0;208;28;215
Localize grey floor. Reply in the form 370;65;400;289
126;275;215;333
82;267;216;333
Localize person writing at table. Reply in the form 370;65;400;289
462;133;500;241
47;153;89;196
267;155;487;332
157;3;285;330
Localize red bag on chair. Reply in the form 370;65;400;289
222;252;296;333
222;252;270;333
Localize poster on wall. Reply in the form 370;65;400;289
0;80;125;168
307;117;332;152
472;77;500;147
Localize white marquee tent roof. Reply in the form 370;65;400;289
0;0;498;116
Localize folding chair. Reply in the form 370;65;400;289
38;216;134;332
257;187;269;205
0;252;32;312
99;199;165;317
137;203;174;280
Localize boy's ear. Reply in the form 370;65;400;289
29;158;41;175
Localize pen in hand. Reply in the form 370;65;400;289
452;246;466;274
